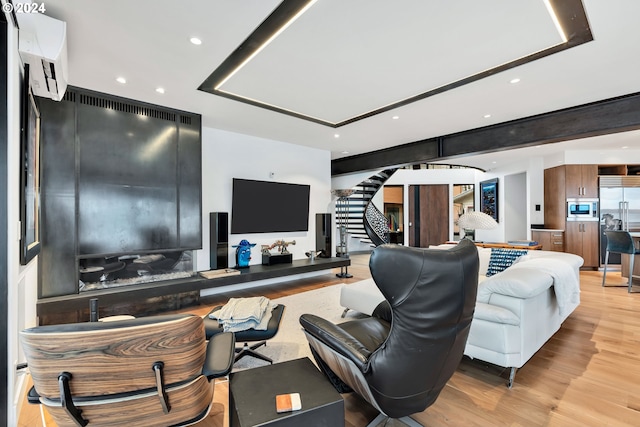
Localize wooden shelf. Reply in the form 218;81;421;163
36;257;350;321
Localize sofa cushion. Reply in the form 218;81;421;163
477;267;553;303
485;248;528;276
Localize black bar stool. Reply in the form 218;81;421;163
602;230;640;293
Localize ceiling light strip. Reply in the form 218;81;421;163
215;0;317;90
199;0;591;128
543;0;568;43
198;0;318;93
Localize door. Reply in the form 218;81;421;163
566;222;599;268
582;222;600;268
408;185;449;247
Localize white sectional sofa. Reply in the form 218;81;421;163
339;244;583;387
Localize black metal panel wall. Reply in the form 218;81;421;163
38;94;77;298
77;99;180;254
177;115;203;248
38;87;202;298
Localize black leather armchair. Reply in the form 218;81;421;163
299;239;479;426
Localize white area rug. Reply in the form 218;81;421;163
232;284;355;371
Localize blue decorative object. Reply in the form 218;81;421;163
233;239;256;268
485;248;528;277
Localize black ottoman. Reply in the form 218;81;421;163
204;303;285;364
229;357;344;427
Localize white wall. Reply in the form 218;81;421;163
478;156;546;242
197;127;332;292
551;148;640;167
6;19;39;426
504;172;527;241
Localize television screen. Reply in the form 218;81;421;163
231;178;310;234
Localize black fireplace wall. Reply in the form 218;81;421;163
38;87;202;298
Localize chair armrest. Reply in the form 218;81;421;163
299;314;370;371
372;300;391;322
202;332;235;380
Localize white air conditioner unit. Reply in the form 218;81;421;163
18;13;68;101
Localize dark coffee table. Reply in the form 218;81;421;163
229;357;344;426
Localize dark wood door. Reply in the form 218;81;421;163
565;221;599;268
408;184;449;247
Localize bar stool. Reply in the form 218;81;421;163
602;230;640;293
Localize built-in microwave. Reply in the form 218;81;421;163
567;198;599;221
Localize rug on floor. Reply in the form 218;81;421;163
230;283;362;371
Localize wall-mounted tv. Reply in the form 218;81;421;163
231;178;310;234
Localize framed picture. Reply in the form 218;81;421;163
19;64;42;265
480;178;498;222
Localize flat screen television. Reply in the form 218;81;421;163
231;178;310;234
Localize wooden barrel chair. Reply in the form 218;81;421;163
20;314;235;427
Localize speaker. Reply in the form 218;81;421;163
210;212;229;270
315;213;332;258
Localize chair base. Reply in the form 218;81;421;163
368;413;423;427
235;341;272;364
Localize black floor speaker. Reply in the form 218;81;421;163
210;212;229;270
315;213;332;258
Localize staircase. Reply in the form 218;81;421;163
335;169;397;249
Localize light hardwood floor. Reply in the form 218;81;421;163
18;253;640;426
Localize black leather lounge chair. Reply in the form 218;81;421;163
299;239;479;426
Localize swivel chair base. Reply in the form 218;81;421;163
204;303;285;365
235;341;273;364
368;413;423;427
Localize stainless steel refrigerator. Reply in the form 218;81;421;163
599;176;640;265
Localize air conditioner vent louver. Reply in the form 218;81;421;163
599;176;640;188
78;93;177;122
62;91;76;102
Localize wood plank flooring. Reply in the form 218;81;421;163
18;254;640;426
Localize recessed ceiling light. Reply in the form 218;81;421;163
341;150;349;154
116;77;126;84
392;115;399;120
156;87;165;94
483;114;492;119
190;37;202;45
510;78;521;84
334;134;340;138
622;146;629;149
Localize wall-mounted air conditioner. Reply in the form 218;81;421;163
18;13;68;101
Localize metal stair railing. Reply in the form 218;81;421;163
364;202;390;247
338;168;397;247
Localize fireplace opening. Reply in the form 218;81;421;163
78;250;195;292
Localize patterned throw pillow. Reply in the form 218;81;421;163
485;248;529;277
